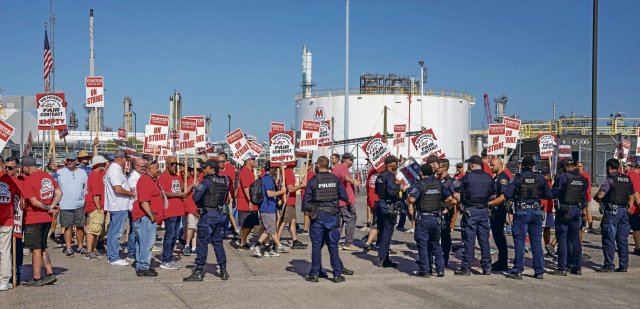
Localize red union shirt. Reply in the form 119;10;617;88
158;172;184;218
219;163;236;203
332;163;355;206
284;167;296;206
132;174;164;223
628;170;640;215
85;169;106;213
236;166;255;211
184;176;198;215
579;170;592;202
301;167;315;200
23;170;58;224
366;169;379;208
542;180;554;214
0;173;18;227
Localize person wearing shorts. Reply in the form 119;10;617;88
57;154;89;257
236;155;258;249
182;166;201;256
362;170;380;252
251;162;289;257
276;165;308;249
627;162;640;256
84;156;108;260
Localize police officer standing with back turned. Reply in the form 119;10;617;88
503;156;552;280
593;158;639;273
453;155;496;276
375;155;405;268
184;159;232;282
407;164;454;277
549;158;588;276
302;156;353;283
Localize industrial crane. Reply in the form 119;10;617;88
483;93;492;127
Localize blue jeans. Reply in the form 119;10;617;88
601;207;630;270
460;207;492;271
555;206;582;271
107;210;129;262
195;210;227;268
415;214;444;273
510;209;544;275
376;203;397;263
127;212;137;259
162;216;181;263
309;212;343;277
134;216;157;271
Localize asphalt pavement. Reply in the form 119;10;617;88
2;196;639;309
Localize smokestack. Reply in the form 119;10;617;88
89;9;94;76
302;45;313;98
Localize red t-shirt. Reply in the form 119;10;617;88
483;161;493;176
627;170;640;215
85;169;106;213
131;174;164;224
11;175;25;197
454;171;465;181
301;167;315;200
284;167;296;206
332;163;355;206
23;171;58;224
236;166;255;211
579;170;592;202
542;180;554;213
184;176;198;215
0;173;18;226
366;169;379;208
219;165;235;203
158;172;184;218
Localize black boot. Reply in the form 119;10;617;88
219;269;230;280
183;267;205;282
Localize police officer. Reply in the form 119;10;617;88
436;158;459;268
503;156;552;280
302;156;353;283
407;164;454;277
593;158;638;272
375;155;405;268
453;155;496;276
549;158;588;276
489;157;511;272
184;159;231;281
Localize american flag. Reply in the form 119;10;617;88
44;30;53;90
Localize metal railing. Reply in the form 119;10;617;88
520;117;640;138
295;88;476;103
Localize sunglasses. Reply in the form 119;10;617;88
6;166;14;171
169;163;178;166
218;160;227;163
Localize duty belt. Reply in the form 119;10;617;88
319;206;338;214
517;203;540;211
418;211;441;217
466;204;487;209
605;204;627;211
204;206;223;213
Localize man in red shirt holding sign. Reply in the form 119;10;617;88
277;165;308;249
236;155;259;249
0;158;19;290
84;156;107;260
332;153;361;251
21;157;62;287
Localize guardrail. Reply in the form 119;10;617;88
295;88;476;103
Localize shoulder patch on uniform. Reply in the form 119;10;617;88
500;179;508;185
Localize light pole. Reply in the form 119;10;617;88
419;60;425;129
227;114;231;133
590;0;598;184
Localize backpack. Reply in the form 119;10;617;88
249;177;264;205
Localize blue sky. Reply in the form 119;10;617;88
1;0;638;141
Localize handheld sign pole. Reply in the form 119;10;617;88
331;117;335;155
193;151;198;181
184;156;188;190
11;236;16;288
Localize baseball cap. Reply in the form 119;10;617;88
243;153;257;161
465;155;482;165
21;156;38;167
114;149;129;159
384;155;399;165
456;162;464;168
559;157;575;166
91;155;108;166
64;152;78;160
522;156;536;167
341;153;355;161
426;155;440;164
77;150;90;158
200;159;219;170
481;149;488;157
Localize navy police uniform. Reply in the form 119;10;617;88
375;169;402;266
191;173;230;277
503;168;552;277
597;171;634;271
454;169;496;273
408;176;452;275
491;171;511;270
439;175;458;266
551;170;588;273
302;172;349;279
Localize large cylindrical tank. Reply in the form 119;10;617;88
294;89;475;169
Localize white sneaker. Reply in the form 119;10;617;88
358;226;371;232
109;259;129;266
251;245;263;258
275;245;290;253
0;283;12;291
160;262;180;270
264;251;280;257
152;246;162;252
404;229;414;234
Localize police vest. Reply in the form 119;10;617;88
418;180;443;212
518;174;540;201
561;172;586;205
313;172;339;202
607;174;632;206
463;172;493;204
375;170;390;199
204;175;229;208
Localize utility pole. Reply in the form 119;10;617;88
344;0;350;154
383;106;388;141
591;0;598;185
227;114;231;133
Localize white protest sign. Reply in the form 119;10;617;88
410;129;446;163
503;117;521;149
85;76;104;108
361;133;392;172
178;118;197;154
269;130;296;166
226;128;252;165
487;124;506;156
319;120;332;146
185;115;207;148
299;120;320;151
393;124;406;147
538;133;557;159
0;120;15;151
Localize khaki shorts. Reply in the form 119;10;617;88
282;205;297;224
86;210;105;236
183;214;198;230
